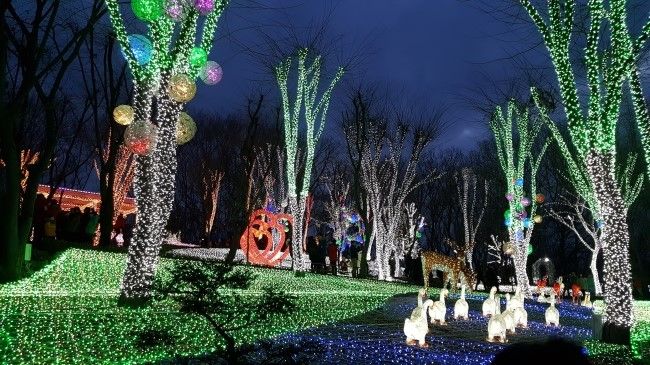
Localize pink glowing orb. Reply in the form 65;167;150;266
194;0;214;15
200;61;223;85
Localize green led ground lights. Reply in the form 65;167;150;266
275;49;344;272
520;0;649;343
490;102;549;298
0;249;419;364
104;0;229;300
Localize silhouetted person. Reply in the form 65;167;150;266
327;240;338;275
491;338;590;365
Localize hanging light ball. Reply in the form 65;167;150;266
521;197;531;207
124;121;158;155
503;209;511;218
503;242;515;256
505;193;514;201
533;215;543;224
166;0;190;20
194;0;215;15
113;105;135;126
200;61;223;85
126;35;153;65
523;218;532;228
131;0;165;22
167;74;196;103
504;218;512;227
176;112;197;144
514;178;524;187
527;244;534;255
535;193;545;204
189;47;208;68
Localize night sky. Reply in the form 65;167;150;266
189;0;549;150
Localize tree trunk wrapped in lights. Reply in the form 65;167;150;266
520;0;649;343
490;102;549;298
275;49;344;273
105;0;229;300
455;168;488;272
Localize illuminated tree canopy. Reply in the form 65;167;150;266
104;0;229;300
275;49;344;272
520;0;649;343
490;101;548;298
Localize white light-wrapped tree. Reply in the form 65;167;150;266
520;0;649;342
275;49;344;272
455;168;488;271
361;123;436;281
490;102;549;298
105;0;229;300
396;203;425;278
324;171;350;246
547;155;643;297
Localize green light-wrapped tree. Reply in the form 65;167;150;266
490;102;548;298
520;0;649;343
275;49;344;272
104;0;228;300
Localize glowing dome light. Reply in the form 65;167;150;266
189;47;208;68
176;112;197;144
167;74;196;103
126;34;153;65
194;0;214;15
131;0;164;22
124;121;158;155
113;105;135;126
200;61;223;85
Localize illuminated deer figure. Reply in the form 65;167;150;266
421;240;476;291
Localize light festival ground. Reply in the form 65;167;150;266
0;248;648;364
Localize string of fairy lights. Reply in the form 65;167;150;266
275;49;344;272
520;0;649;334
490;102;548;298
105;0;228;299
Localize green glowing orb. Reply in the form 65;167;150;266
131;0;164;22
190;47;208;68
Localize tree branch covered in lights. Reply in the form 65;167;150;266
546;193;603;295
104;0;229;300
490;101;549;298
521;0;643;342
275;49;344;272
360;122;437;281
454;168;488;272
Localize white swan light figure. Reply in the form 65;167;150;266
487;294;507;343
482;286;498;317
404;299;434;347
454;285;469;320
429;288;449;325
545;293;560;327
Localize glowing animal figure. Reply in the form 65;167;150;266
513;304;528;328
404;299;434;347
509;287;524;310
487;294;507;343
454;285;469;320
429;288;449;325
545;293;560;327
421;250;476;292
482;286;498;317
502;294;516;334
581;292;592;308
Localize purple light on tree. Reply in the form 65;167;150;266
200;61;223;85
195;0;214;15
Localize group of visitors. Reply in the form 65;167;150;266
32;193;133;247
306;234;364;278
